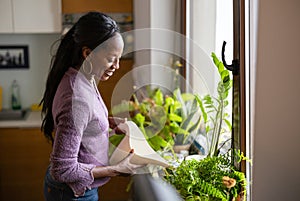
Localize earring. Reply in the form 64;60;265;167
83;60;93;74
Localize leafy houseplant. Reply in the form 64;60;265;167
164;150;248;201
111;87;201;153
163;53;249;201
195;52;232;157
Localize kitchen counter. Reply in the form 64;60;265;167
0;111;42;128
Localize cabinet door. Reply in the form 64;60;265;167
0;128;52;201
98;59;134;111
62;0;133;13
0;0;13;33
13;0;61;33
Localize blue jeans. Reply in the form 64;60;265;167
43;167;98;201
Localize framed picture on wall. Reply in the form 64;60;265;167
0;45;29;69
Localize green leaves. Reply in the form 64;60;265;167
164;152;247;201
212;52;232;102
154;88;164;106
164;53;245;201
195;53;232;157
168;113;182;122
111;86;202;151
109;134;125;155
111;100;135;115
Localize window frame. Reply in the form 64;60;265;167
181;0;248;172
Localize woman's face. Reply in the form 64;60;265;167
91;33;124;81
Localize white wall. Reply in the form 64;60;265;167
189;0;217;96
252;0;300;200
133;0;151;85
150;0;178;92
0;34;60;109
133;0;181;92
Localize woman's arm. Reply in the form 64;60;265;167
92;150;143;178
91;165;120;177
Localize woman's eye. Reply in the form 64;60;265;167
107;58;114;63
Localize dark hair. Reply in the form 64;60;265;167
40;11;119;144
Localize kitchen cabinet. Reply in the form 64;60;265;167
0;127;131;201
0;128;52;201
0;0;13;32
0;0;61;33
99;176;131;201
98;59;134;112
62;0;133;14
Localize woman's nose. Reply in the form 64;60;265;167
113;60;120;69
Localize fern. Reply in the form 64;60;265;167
164;151;247;201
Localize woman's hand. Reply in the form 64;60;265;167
108;116;127;134
111;149;144;175
92;149;145;178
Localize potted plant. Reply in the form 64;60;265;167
164;150;248;201
194;52;232;157
110;86;202;154
162;53;250;201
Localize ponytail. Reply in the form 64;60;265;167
40;26;80;144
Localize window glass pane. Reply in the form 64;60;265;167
186;0;233;155
187;0;233;97
187;1;251;200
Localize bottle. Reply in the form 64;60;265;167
11;80;21;110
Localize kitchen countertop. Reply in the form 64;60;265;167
0;111;42;128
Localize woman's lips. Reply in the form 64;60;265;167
104;70;115;77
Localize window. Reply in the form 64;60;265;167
185;0;251;200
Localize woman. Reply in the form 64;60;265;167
41;12;141;201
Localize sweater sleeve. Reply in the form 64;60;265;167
50;96;95;196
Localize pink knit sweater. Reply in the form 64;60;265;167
50;67;110;196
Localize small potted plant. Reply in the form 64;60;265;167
110;86;201;154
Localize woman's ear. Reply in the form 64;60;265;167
82;47;92;59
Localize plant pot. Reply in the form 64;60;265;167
173;144;191;153
234;189;245;201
